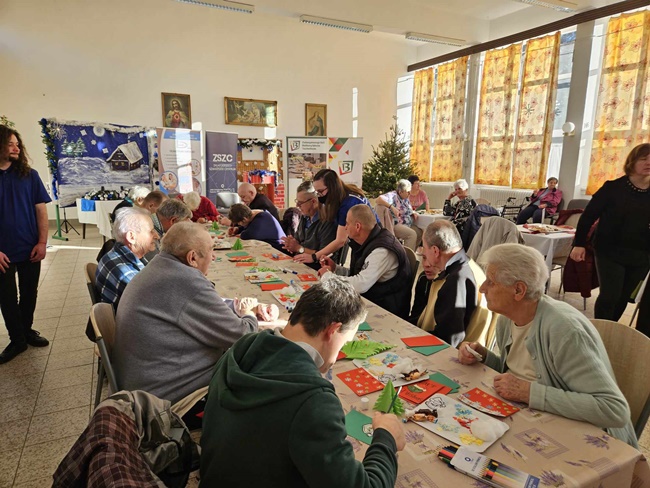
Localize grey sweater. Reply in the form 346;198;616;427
113;252;258;404
485;295;637;447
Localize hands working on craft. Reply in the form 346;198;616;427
232;297;279;321
317;255;337;276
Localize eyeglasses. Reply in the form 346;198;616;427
314;187;328;198
295;198;315;207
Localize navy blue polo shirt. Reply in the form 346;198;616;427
0;165;51;263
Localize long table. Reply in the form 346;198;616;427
75;198;120;241
207;237;650;487
518;225;574;287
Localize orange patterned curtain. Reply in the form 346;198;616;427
431;56;469;182
588;11;650;194
475;43;522;186
512;33;561;189
410;68;435;180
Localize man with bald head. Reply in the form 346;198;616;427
319;205;412;319
238;182;280;221
113;221;266;405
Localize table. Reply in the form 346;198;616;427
519;225;574;286
207;238;650;487
75;199;120;241
415;213;450;230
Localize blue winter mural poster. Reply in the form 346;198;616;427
40;119;153;207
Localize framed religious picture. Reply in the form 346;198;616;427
305;103;327;136
161;93;192;129
224;97;277;128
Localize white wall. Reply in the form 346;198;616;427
0;0;415;218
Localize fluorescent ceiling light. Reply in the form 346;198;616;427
175;0;254;14
514;0;578;12
300;15;373;33
405;32;465;46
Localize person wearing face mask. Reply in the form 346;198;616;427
301;169;378;264
516;177;562;224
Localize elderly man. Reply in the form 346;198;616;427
238;182;280;221
200;278;404;487
459;244;636;447
152;198;192;238
227;203;286;251
319;205;411;319
282;181;337;269
95;207;158;309
113;222;267;405
409;220;483;347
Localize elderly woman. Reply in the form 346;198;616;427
407;175;430;212
228;203;286;251
443;179;476;235
570;143;650;326
459;244;636;447
516;177;563;224
377;179;422;251
181;191;219;224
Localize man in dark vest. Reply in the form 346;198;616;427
319;204;412;319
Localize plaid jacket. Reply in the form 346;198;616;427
96;242;144;309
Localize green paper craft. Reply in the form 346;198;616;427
410;344;450;356
358;321;372;331
339;340;395;360
345;410;374;445
232;238;244;250
428;372;460;393
212;221;219;230
225;251;249;257
416;202;426;211
373;380;405;415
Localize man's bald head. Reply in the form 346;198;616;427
348;204;377;230
161;221;211;261
237;183;257;205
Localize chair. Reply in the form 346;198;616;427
336;242;350;266
590;319;650;438
374;204;395;235
90;303;119;407
629;271;649;327
567;199;590;210
85;262;99;305
215;192;241;214
474;198;491;206
542;198;565;225
404;247;419;291
466;216;524;262
465;260;499;348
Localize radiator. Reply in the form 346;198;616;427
421;183;454;209
475;187;533;207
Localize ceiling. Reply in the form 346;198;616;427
247;0;621;44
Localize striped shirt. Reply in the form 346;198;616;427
95;242;145;309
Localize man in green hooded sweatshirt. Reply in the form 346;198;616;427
200;278;404;487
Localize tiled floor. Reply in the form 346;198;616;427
0;221;647;487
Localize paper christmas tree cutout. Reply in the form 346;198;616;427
339;340;395;359
373;380;404;415
212;221;219;230
232;238;244;250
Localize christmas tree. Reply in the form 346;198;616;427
373;380;405;415
362;121;414;198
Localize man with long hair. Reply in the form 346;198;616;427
0;125;52;364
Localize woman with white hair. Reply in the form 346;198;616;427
180;191;219;224
443;179;476;235
459;243;637;447
377;179;422;251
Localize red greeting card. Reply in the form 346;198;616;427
298;274;318;282
337;368;384;396
262;253;292;261
458;387;520;417
228;255;254;262
401;335;445;348
398;380;445;405
235;262;258;267
337;351;347;361
260;283;289;291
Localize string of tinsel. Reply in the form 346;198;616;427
237;138;281;151
39;118;59;199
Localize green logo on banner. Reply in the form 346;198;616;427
339;160;353;175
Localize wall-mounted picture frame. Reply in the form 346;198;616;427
161;92;192;129
305;103;327;136
224;97;277;128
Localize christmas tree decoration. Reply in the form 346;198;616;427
362;122;415;198
373;381;405;415
232;238;244;250
339;340;395;360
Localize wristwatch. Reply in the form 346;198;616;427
312;253;318;263
298;246;305;254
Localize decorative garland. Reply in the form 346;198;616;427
39;118;60;199
238;138;281;151
82;187;127;201
0;115;15;128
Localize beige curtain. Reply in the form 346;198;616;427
475;43;522;186
588;11;650;194
410;68;435;180
512;33;561;189
430;56;469;182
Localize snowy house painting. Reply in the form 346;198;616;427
107;141;143;171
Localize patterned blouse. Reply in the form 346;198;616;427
443;196;477;232
380;190;415;227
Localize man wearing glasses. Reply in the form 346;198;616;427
282;181;337;270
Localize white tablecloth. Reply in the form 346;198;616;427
415;213;450;230
75;199;120;239
518;225;574;284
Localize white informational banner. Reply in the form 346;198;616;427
155;128;203;195
285;136;363;202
